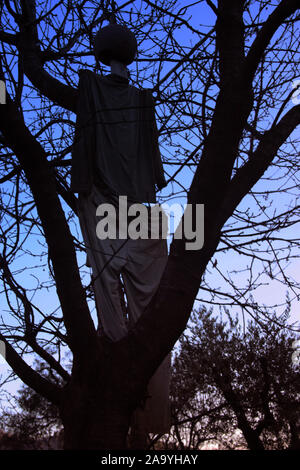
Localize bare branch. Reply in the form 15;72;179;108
0;333;62;405
244;0;300;85
218;104;300;228
0;75;98;368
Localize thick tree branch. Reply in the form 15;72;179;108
206;0;218;16
216;0;245;87
187;0;252;214
0;31;18;45
0;80;98;370
0;333;61;405
212;361;264;450
16;0;77;112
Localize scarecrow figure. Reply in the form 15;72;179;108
71;20;171;443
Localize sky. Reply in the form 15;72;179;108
0;0;299;407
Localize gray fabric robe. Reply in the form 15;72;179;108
71;70;166;202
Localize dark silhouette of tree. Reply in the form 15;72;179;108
1;309;298;450
0;353;65;449
0;0;299;448
168;308;300;450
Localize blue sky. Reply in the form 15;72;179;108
0;0;299;404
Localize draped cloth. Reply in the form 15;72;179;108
71;69;170;434
77;187;171;434
71;70;167;202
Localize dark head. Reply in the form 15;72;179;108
94;23;137;66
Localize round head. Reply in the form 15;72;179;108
94;24;137;66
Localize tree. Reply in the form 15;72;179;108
169;308;300;450
0;353;64;449
2;309;298;450
0;0;299;449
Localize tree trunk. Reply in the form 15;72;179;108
59;340;151;450
61;401;131;449
60;378;134;449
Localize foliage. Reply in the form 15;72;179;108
167;308;300;450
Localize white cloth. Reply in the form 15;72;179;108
77;185;171;433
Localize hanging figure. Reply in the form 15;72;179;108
70;21;171;443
